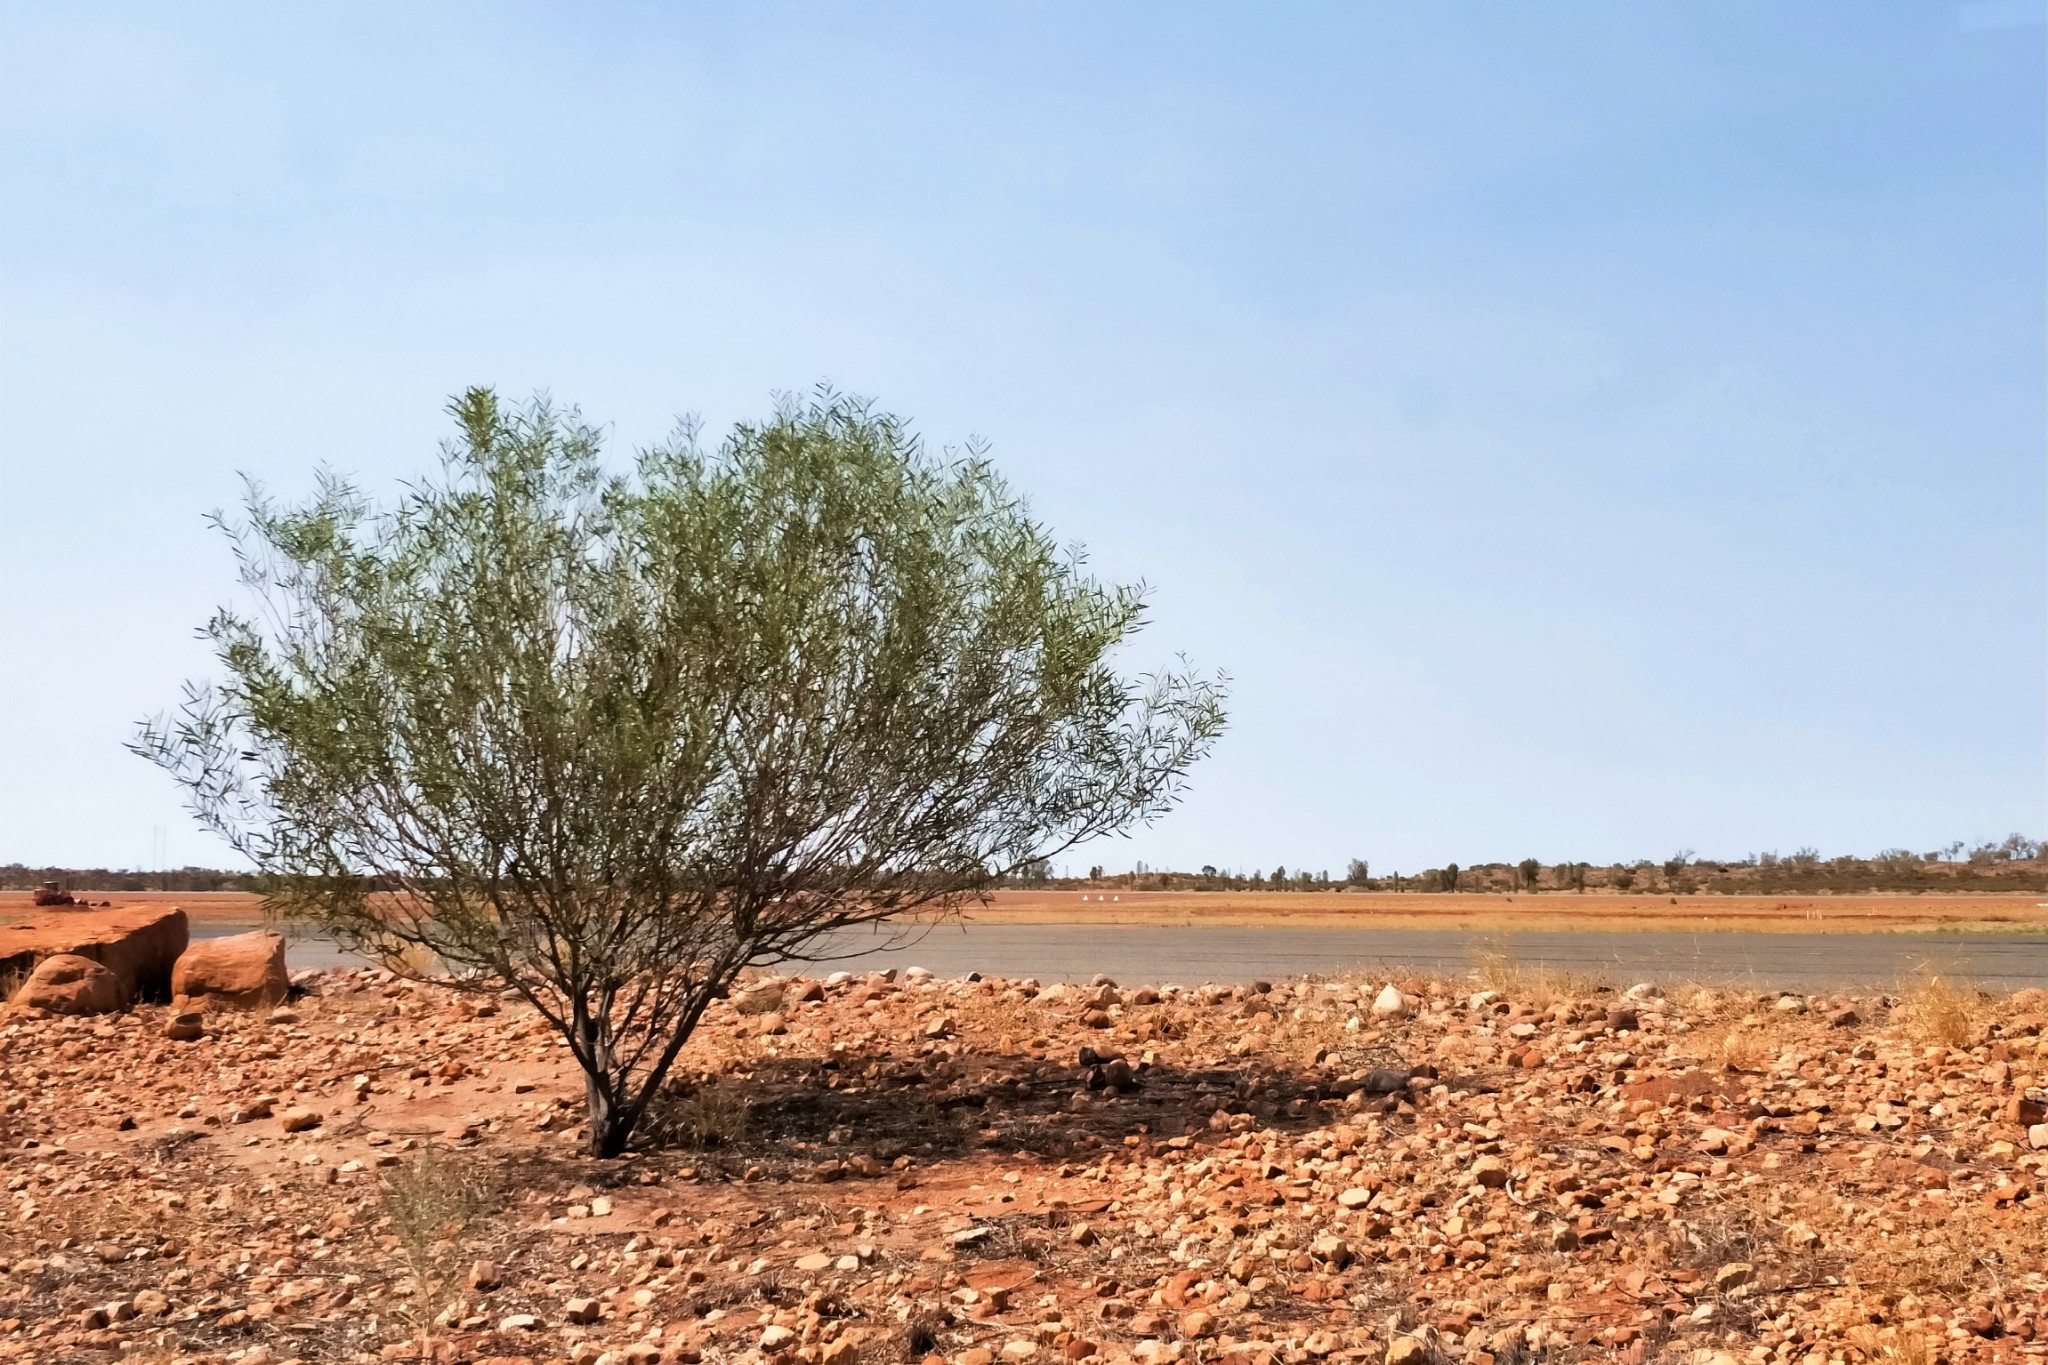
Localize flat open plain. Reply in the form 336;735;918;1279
6;891;2042;993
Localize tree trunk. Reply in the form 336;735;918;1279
586;1074;634;1158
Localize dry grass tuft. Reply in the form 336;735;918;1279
734;984;785;1016
1847;1326;1936;1365
648;1076;755;1149
1688;1018;1776;1072
1898;970;1982;1048
1469;946;1600;1008
375;940;445;978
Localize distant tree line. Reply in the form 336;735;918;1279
0;863;262;893
1044;835;2047;895
14;834;2044;899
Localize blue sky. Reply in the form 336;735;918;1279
2;3;2041;875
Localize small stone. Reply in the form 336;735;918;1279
1471;1155;1508;1188
1337;1187;1374;1209
795;1252;834;1272
1370;984;1409;1019
1386;1337;1427;1365
2006;1092;2047;1126
231;1098;275;1124
162;1011;205;1041
1000;1341;1038;1362
1361;1068;1411;1094
566;1296;601;1324
2028;1123;2048;1150
279;1107;321;1133
500;1313;542;1331
1179;1310;1214;1339
1714;1262;1756;1292
589;1195;612;1216
469;1258;501;1290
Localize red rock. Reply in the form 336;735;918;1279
172;930;288;1009
162;1010;205;1041
2006;1092;2047;1126
15;953;122;1014
279;1106;321;1133
0;905;188;1004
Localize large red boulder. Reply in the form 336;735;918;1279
15;954;122;1014
172;931;289;1009
0;905;189;1005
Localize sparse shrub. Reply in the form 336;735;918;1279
377;1145;497;1356
135;387;1226;1157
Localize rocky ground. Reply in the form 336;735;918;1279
1;960;2044;1365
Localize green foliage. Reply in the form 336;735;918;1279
134;387;1226;1156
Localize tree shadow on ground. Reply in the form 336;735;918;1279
634;1036;1450;1180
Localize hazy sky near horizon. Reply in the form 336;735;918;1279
2;3;2042;876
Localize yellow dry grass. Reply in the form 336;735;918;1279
1897;970;1984;1048
1846;1327;1936;1365
1686;1016;1777;1072
1468;945;1601;1006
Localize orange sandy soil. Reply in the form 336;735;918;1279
1;963;2045;1364
13;890;2040;936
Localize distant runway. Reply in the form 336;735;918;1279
212;920;2047;993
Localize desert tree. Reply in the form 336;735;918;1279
1345;858;1369;886
1439;862;1460;892
134;387;1227;1158
1516;857;1540;892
